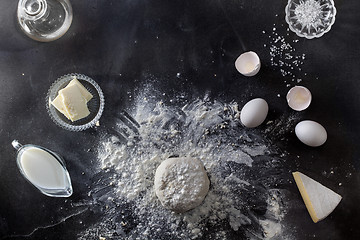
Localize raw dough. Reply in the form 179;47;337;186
154;157;210;213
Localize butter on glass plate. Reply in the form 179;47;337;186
46;73;105;131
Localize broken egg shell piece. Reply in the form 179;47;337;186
235;51;261;77
287;86;312;111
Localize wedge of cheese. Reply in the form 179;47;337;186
66;78;93;102
59;84;90;122
292;172;342;223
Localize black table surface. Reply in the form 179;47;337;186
1;0;360;239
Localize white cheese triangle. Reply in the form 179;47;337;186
292;172;342;223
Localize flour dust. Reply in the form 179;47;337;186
79;84;292;240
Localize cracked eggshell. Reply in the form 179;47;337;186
287;86;312;111
240;98;268;128
295;120;327;147
235;51;261;77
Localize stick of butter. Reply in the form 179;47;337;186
66;78;93;102
51;94;71;119
59;84;90;122
51;77;93;122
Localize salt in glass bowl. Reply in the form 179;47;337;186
285;0;336;39
46;73;105;131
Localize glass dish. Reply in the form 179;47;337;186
285;0;336;39
46;73;105;131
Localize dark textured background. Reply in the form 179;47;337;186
0;0;359;239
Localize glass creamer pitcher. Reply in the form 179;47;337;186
12;140;73;197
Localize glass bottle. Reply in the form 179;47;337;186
17;0;73;42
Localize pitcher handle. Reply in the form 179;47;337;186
12;140;23;151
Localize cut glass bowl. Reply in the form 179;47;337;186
47;73;105;131
285;0;336;39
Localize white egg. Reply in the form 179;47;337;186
235;51;261;77
295;120;327;147
240;98;268;128
287;86;312;111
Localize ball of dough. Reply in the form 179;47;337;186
154;157;210;213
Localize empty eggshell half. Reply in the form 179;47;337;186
235;51;261;77
287;86;312;111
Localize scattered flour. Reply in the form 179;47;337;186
259;190;286;239
78;85;291;239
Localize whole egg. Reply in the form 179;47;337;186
240;98;268;128
295;120;327;147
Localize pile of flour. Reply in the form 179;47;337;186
79;84;292;239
